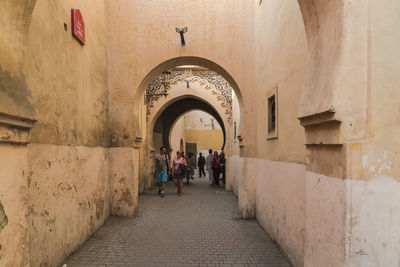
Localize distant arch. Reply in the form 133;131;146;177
151;97;227;152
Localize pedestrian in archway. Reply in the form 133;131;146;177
220;151;226;187
206;149;214;185
187;152;196;184
212;151;221;186
153;146;170;198
173;151;187;196
198;152;206;178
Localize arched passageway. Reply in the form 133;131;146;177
4;1;398;267
168;110;224;155
131;57;244;144
141;67;236;192
152;98;227;153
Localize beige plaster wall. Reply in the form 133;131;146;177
20;1;112;266
254;0;307;164
0;2;37;266
343;0;400;265
170;115;185;153
0;145;30;267
27;144;110;267
109;148;139;217
24;0;109;147
0;1;37;121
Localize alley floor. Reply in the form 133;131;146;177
64;176;291;267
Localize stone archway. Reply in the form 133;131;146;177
144;93;231;191
131;57;244;145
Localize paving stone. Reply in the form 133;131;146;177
64;176;292;267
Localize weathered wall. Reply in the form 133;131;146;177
20;0;111;266
27;144;110;267
24;0;109;147
0;145;30;266
0;2;37;266
109;147;138;217
0;0;36;121
343;0;400;265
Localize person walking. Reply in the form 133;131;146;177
206;149;214;184
153;146;170;198
197;152;206;177
186;152;196;184
212;151;221;186
220;151;226;186
173;151;187;196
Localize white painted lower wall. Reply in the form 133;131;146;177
231;155;241;196
231;156;305;266
256;159;305;267
346;176;400;267
231;156;400;267
304;172;346;267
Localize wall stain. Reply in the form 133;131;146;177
120;188;133;207
94;197;104;219
0;202;8;231
0;55;36;119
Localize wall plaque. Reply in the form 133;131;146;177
71;9;85;45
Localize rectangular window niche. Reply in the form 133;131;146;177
267;87;278;140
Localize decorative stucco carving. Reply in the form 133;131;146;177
145;70;233;121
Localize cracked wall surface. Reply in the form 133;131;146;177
21;0;111;266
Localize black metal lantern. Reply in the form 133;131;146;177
145;70;171;105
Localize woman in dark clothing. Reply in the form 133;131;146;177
212;151;221;186
219;151;226;186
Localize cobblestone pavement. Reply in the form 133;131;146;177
64;176;291;267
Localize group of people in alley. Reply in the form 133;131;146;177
153;147;226;198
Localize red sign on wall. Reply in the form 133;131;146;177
71;9;85;45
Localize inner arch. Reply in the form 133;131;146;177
152;98;226;152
